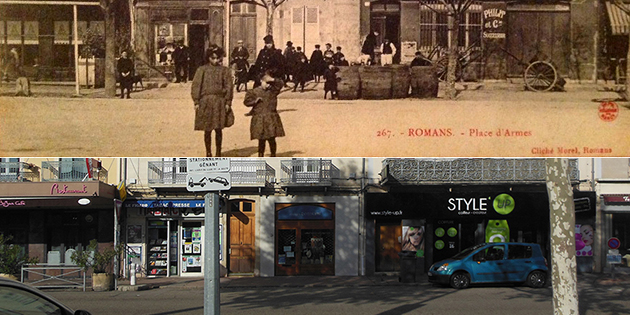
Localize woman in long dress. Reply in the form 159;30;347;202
191;46;234;157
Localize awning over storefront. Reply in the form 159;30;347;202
125;199;205;208
602;194;630;212
606;1;630;35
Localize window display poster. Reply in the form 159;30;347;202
127;245;142;273
192;228;202;242
127;225;142;243
576;224;594;256
184;255;201;267
193;244;201;254
402;225;425;257
278;255;286;265
184;243;192;254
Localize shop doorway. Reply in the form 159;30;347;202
188;24;209;80
181;221;204;276
376;222;402;272
228;200;256;275
370;1;401;64
230;2;257;64
505;7;570;77
275;204;335;276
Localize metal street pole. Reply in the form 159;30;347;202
73;4;80;96
204;192;220;315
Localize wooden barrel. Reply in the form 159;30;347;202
391;64;410;98
410;66;438;98
336;66;360;100
359;66;392;100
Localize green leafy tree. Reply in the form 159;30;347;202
0;234;39;277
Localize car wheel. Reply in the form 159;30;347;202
526;270;546;288
450;272;470;289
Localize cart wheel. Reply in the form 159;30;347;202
524;61;557;92
435;55;463;82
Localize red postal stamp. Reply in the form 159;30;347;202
599;101;619;122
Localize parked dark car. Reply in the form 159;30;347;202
0;277;92;314
428;242;548;289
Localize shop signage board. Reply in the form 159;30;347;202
186;172;232;192
187;158;230;173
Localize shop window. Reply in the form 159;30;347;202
277;229;297;265
418;2;482;58
291;7;319;59
155;23;186;65
301;229;334;265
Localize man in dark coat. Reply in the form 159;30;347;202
231;40;250;91
117;50;134;99
172;41;190;83
309;44;324;82
410;51;433;67
361;30;379;63
252;35;284;88
332;46;345;66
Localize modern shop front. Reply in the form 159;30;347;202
600;194;630;267
0;181;118;264
124;199;209;277
366;186;557;274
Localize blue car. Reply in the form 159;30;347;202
428;242;548;289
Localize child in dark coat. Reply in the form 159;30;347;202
323;64;339;99
292;49;309;92
244;73;285;157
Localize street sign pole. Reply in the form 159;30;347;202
204;192;220;315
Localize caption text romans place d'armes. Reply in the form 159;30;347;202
375;127;613;155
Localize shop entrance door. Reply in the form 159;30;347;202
181;221;204;276
229;201;256;275
376;223;402;272
188;24;209;80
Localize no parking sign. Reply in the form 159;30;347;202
608;237;621;250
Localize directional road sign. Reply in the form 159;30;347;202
187;158;230;173
186;172;232;192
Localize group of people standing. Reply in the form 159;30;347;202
230;35;350;94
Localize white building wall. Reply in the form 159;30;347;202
259;195;360;277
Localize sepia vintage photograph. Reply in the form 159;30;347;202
0;0;629;157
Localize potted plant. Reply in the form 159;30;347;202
71;239;123;291
0;234;39;281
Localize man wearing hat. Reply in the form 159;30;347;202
231;40;250;91
252;34;284;88
173;40;190;83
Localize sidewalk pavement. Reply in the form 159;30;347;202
115;269;630;292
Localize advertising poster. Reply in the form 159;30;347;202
192;228;201;242
402;225;425;257
184;243;192;254
193;243;201;254
576;224;594;256
486;220;510;243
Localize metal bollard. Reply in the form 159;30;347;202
130;263;136;286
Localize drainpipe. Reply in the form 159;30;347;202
359;158;366;276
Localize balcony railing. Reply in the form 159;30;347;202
381;158;579;184
147;159;276;187
280;159;340;185
41;160;108;182
0;162;40;182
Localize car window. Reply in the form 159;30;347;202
0;286;63;315
486;245;505;261
508;245;533;259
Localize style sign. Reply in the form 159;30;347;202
187;158;230;173
186;172;232;192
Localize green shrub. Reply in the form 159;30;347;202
0;234;39;277
71;239;124;274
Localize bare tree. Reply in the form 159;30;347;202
545;158;579;315
419;0;475;99
613;0;630;98
100;0;119;97
245;0;288;36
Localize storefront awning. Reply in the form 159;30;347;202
125;199;205;208
601;194;630;212
606;1;630;36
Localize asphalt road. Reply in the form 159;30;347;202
46;280;630;315
1;81;628;157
